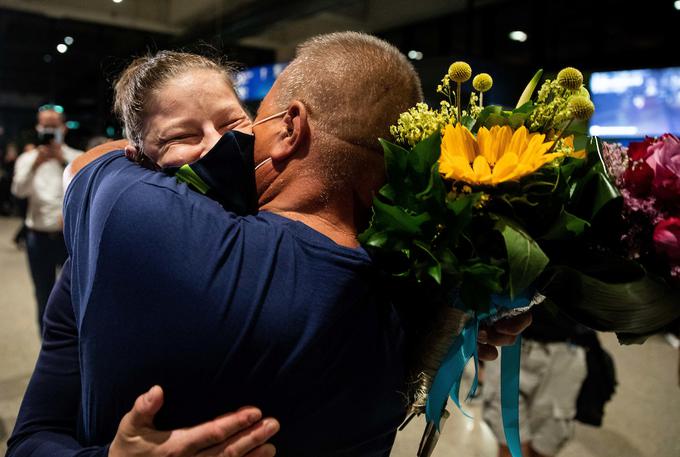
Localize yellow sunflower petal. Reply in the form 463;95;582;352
441;155;476;183
491;152;520;183
472;155;492;184
507;126;529;157
493;126;514;163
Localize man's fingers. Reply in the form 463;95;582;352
195;419;279;457
125;385;165;429
483;327;518;346
493;313;532;335
477;343;499;361
177;407;265;454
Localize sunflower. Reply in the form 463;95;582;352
439;124;562;185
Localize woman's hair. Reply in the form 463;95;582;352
113;50;238;160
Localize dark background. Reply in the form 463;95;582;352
0;0;677;151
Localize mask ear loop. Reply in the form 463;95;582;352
252;110;287;171
254;157;272;171
252;110;287;127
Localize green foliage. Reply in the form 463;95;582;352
494;216;550;299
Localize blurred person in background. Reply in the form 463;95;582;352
482;306;614;457
11;142;36;248
11;105;82;333
0;142;19;215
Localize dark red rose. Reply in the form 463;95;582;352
653;217;680;261
622;161;654;197
627;137;655;161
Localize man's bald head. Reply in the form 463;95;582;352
275;32;423;151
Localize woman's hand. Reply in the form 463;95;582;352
109;385;279;457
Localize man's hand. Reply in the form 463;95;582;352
109;386;279;457
32;146;53;171
477;312;532;361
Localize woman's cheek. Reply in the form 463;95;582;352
159;145;204;167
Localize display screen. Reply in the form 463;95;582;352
235;63;289;102
589;67;680;138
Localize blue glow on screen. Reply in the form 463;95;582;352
589;67;680;138
235;63;289;102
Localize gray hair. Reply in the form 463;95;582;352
274;32;423;192
275;31;423;151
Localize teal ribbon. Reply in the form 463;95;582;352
424;291;532;457
501;334;523;457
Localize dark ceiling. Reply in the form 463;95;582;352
0;0;677;149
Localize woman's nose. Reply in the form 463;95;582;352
204;126;223;150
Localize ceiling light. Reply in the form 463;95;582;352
57;44;68;53
509;30;528;42
675;0;680;10
64;36;74;45
113;0;123;3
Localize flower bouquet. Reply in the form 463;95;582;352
359;62;680;456
602;135;680;285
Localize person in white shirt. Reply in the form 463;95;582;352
11;105;82;333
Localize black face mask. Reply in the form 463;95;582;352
164;131;257;215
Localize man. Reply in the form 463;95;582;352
11;105;82;332
8;32;528;457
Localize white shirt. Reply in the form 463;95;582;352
11;145;82;232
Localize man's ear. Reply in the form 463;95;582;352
269;101;309;163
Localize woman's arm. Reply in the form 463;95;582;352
6;258;109;457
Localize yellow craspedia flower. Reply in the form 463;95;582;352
448;61;472;83
568;95;595;120
473;73;493;92
438;124;561;185
557;67;583;90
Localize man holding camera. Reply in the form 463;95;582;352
11;105;82;333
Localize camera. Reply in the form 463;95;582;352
37;127;63;146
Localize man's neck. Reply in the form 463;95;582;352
259;176;362;248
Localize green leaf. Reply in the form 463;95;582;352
461;115;476;130
378;184;396;201
459;262;504;310
508;112;528;129
416;163;446;206
413;240;442;284
372;198;430;235
379;138;410;183
512;101;535;114
364;230;389;248
516;69;543;108
539;266;680;338
472;105;503;132
484;113;508;128
409;131;442;176
495;216;550;299
541;208;590;240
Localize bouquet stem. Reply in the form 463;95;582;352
406;304;470;415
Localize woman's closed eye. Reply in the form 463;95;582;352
161;132;200;144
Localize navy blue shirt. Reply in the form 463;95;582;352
8;151;406;456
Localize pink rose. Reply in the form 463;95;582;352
653;217;680;262
645;134;680;202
